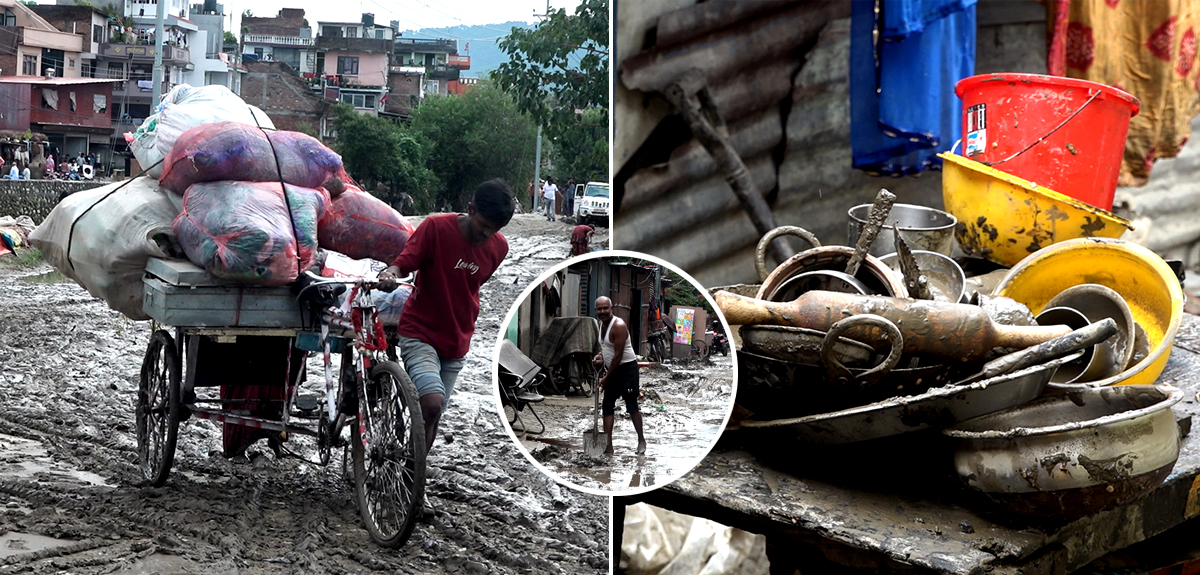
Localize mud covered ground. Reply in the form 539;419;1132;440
518;353;735;492
0;214;609;574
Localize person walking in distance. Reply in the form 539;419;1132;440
542;177;558;222
592;296;647;455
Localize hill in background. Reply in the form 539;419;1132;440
398;21;534;79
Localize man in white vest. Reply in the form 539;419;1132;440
592;296;647;455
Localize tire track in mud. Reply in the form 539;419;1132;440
0;216;610;574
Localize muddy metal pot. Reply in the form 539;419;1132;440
736;316;954;421
943;384;1183;522
847;203;957;257
754;226;908;301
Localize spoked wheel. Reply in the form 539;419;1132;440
137;330;181;487
572;356;595;397
353;361;426;548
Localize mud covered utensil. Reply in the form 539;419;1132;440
845;189;896;277
715;290;1074;360
955;318;1118;386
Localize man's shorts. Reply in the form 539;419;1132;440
398;336;465;411
602;360;640;416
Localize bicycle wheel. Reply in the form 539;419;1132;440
353;361;426;548
137;330;180;487
574;356;595;397
693;339;709;358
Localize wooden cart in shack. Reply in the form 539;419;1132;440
136;257;427;548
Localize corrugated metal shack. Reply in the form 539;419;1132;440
511;258;668;360
615;0;1047;287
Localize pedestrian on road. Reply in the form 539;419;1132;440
542;177;558;222
377;179;514;464
571;224;594;256
564;177;576;218
592;296;648;455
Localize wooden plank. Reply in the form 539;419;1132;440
631;313;1200;574
142;277;304;328
145;257;222;286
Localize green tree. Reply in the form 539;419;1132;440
223;31;236;44
329;104;438;210
408;81;537;210
493;0;608;181
549;106;607;183
664;269;713;315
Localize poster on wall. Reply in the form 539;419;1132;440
674;308;694;345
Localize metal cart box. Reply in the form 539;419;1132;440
142;258;305;328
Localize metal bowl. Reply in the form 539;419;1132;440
1045;284;1136;380
943;384;1182;522
1034;306;1094;384
877;250;967;303
847;203;957;257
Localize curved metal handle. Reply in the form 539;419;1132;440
821;314;903;386
755;226;821;282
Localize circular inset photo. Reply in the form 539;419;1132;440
494;250;736;495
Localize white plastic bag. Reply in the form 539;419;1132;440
128;84;274;178
621;503;764;575
29;177;180;320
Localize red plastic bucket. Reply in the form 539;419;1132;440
955;74;1139;211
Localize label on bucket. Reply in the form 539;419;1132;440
966;103;987;156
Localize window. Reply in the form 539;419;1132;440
424;79;439;95
69;59;75;68
254;47;263;58
323;26;342;38
346;27;357;38
339;93;378;108
92;24;103;43
69;91;76;112
22;55;36;76
337;56;358;75
375;29;384;39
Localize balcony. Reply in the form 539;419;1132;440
448;55;471;70
426;64;460;81
315;36;391;54
395;38;457;53
243;34;314;47
100;43;190;65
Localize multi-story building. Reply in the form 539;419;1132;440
0;0;85;80
0;76;120;168
241;7;317;76
392;37;469;97
186;3;241;93
315;14;393;116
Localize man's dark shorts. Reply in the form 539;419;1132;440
602;361;640;416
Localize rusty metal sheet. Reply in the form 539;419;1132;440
654;0;801;48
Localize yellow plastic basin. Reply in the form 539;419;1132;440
940;152;1134;267
994;238;1183;386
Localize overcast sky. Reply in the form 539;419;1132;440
221;0;583;40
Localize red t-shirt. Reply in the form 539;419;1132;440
391;214;508;358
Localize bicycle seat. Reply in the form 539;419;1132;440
294;270;347;307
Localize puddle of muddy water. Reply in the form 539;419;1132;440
0;433;112;487
0;531;72;559
15;271;67;284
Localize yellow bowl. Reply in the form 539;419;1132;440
940;152;1134;267
994;238;1183;386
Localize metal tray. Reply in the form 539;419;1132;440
736;354;1077;444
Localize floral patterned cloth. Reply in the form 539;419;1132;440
1049;0;1200;186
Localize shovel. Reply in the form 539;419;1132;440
582;370;606;456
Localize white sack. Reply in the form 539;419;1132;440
29;176;180;320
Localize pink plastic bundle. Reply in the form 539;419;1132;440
317;185;415;264
160;122;345;194
173;181;330;285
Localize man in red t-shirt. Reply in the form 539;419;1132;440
377;179;513;454
570;224;594;256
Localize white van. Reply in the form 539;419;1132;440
573;182;610;227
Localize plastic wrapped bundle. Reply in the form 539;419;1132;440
173;181;329;285
127;85;274;178
317;186;415;264
28;177;180;320
160;122;344;194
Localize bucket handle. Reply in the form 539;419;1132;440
755;226;821;281
983;89;1102;167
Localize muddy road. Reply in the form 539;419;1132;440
0;215;609;574
518;353;734;492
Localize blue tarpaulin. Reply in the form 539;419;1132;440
850;0;977;175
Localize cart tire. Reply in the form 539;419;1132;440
353;361;426;548
574;356;595;398
693;340;709;358
137;330;180;487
